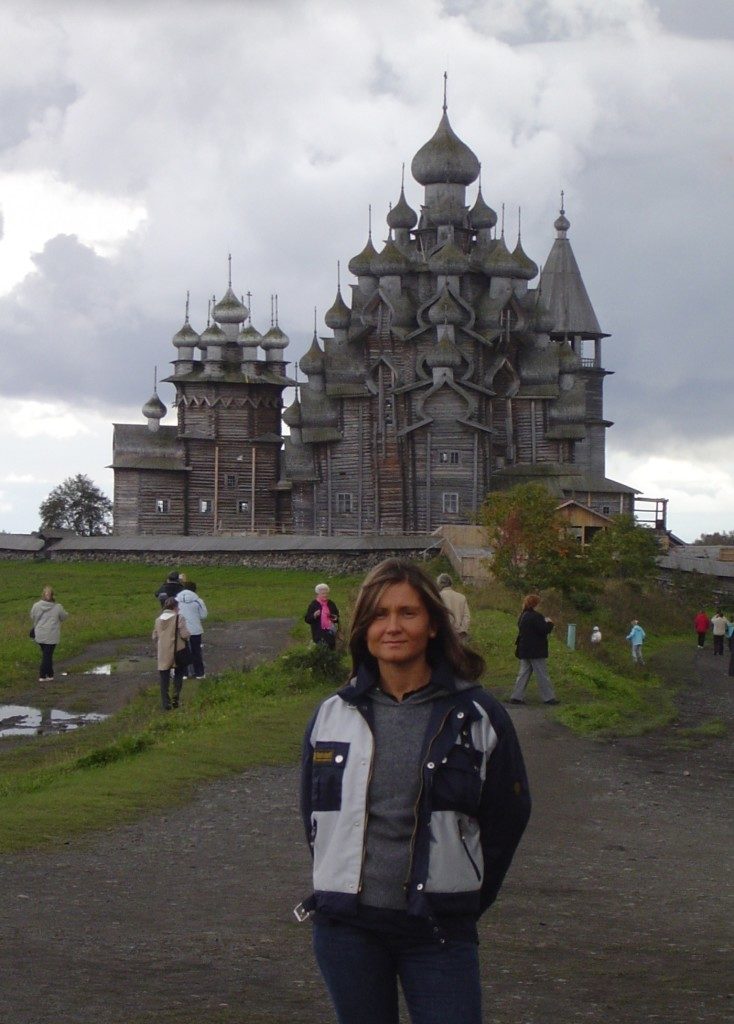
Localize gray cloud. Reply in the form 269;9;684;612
0;0;732;531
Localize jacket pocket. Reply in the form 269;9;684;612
431;744;483;815
311;741;350;811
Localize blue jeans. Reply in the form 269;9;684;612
312;920;482;1024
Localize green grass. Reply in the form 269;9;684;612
0;644;348;852
1;561;363;696
0;559;707;851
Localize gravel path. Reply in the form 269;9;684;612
1;627;731;1024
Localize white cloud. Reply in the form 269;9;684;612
0;0;732;538
0;171;146;294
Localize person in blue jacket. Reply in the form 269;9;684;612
626;619;646;665
297;558;531;1024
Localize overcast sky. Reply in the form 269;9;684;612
1;0;733;542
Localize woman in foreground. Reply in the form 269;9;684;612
298;558;531;1024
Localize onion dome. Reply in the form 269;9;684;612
348;235;378;277
325;288;351;330
427;285;468;326
260;324;289;353
387;187;418;230
532;296;555;334
555;209;570;236
238;319;262;346
282;396;303;429
469;187;497;230
511;238;539;280
558;340;581;370
299;334;325;376
142;392;166;421
411;110;480;187
199;321;227;352
387;290;415;328
212;287;248;325
480;235;522;278
428;240;469;276
371;236;411;277
426;330;462;370
172;320;200;349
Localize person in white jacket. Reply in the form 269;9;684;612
175;582;208;678
436;573;471;639
30;585;68;682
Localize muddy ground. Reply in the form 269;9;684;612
1;626;731;1024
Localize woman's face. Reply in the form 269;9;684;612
366;581;436;672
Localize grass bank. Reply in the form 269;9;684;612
1;561;701;851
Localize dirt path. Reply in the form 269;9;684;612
1;631;731;1024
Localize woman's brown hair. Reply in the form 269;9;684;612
521;593;541;612
348;558;485;681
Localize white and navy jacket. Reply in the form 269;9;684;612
299;661;531;925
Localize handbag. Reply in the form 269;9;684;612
173;615;193;669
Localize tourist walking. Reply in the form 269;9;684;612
710;611;730;656
693;610;711;649
29;586;68;682
436;572;471;639
508;594;558;705
297;558;531;1024
176;581;208;678
590;625;602;645
152;597;191;710
304;583;340;649
155;571;184;607
626;620;646;665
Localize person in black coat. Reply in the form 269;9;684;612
508;593;559;705
305;583;340;649
156;571;184;607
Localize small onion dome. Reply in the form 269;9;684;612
388;290;415;328
142;392;167;421
238;320;262;346
469;188;498;230
386;187;418;230
212;287;248;324
427;285;468;326
511;239;538;280
371;237;411;277
532;297;555;334
348;235;378;277
172;321;200;349
199;321;227;351
411;110;480;186
555;210;570;236
428;240;469;276
480;235;522;278
325;288;351;330
558;341;581;369
299;335;325;376
282;397;303;429
260;324;289;352
426;330;462;370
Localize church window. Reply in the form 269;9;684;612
438;451;460;465
384;399;393;425
155;498;170;514
225;474;236;489
442;492;459;514
602;505;611;516
199;499;212;513
336;492;354;514
238;500;249;513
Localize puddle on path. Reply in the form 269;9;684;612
83;656;149;675
0;705;108;738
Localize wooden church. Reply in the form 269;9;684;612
112;98;635;537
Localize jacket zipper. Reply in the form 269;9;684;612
457;818;481;881
356;716;376;894
405;706;456;890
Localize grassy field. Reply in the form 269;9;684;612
0;559;700;851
